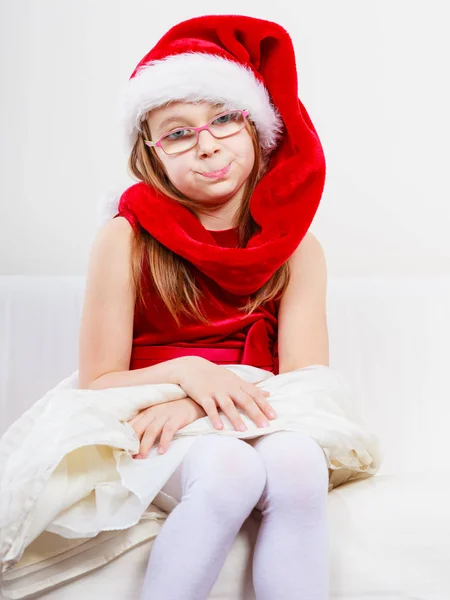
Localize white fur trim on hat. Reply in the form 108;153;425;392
117;52;284;154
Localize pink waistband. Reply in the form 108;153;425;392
131;345;242;362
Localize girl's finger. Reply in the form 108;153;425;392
214;392;247;432
242;384;277;419
138;422;164;458
229;389;269;429
133;413;157;440
201;397;224;430
252;395;277;419
158;420;178;454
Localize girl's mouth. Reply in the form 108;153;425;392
200;162;232;179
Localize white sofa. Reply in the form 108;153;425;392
1;274;449;599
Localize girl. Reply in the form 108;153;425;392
79;14;331;600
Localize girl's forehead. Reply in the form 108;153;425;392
151;100;226;119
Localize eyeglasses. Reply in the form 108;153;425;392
143;109;250;156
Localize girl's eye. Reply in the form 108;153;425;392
165;128;190;140
212;113;234;125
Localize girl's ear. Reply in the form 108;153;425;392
95;186;124;229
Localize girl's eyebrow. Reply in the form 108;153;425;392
157;105;226;133
158;115;192;131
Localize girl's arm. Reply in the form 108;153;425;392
87;358;186;390
77;216;186;390
277;231;329;374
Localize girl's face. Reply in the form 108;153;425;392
145;101;255;210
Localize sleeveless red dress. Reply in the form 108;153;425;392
114;211;280;375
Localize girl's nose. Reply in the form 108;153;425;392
197;131;221;156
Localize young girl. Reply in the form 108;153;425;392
79;14;331;600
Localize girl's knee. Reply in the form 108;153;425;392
182;434;267;517
254;431;329;511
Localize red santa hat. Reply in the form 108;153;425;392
118;41;285;156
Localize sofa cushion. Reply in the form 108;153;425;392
328;471;450;597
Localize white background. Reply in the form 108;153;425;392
1;0;449;276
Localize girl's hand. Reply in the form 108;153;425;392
127;398;206;459
173;356;276;432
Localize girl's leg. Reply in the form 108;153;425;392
247;431;330;600
139;433;267;600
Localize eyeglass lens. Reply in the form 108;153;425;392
160;111;246;155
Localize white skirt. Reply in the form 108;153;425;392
0;364;383;573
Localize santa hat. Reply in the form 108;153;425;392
117;19;285;156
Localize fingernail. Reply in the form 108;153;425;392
261;421;270;428
239;424;248;431
268;409;277;418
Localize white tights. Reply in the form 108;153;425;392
139;431;330;600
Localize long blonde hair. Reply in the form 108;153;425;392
127;102;291;326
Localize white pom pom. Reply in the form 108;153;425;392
95;187;124;229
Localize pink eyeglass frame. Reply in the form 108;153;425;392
143;109;250;156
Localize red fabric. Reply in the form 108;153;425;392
117;14;326;296
115;212;279;375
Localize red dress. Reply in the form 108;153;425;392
114;211;280;375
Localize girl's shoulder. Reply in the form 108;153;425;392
112;211;139;234
90;217;135;270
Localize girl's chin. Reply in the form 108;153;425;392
184;190;238;207
184;179;238;195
